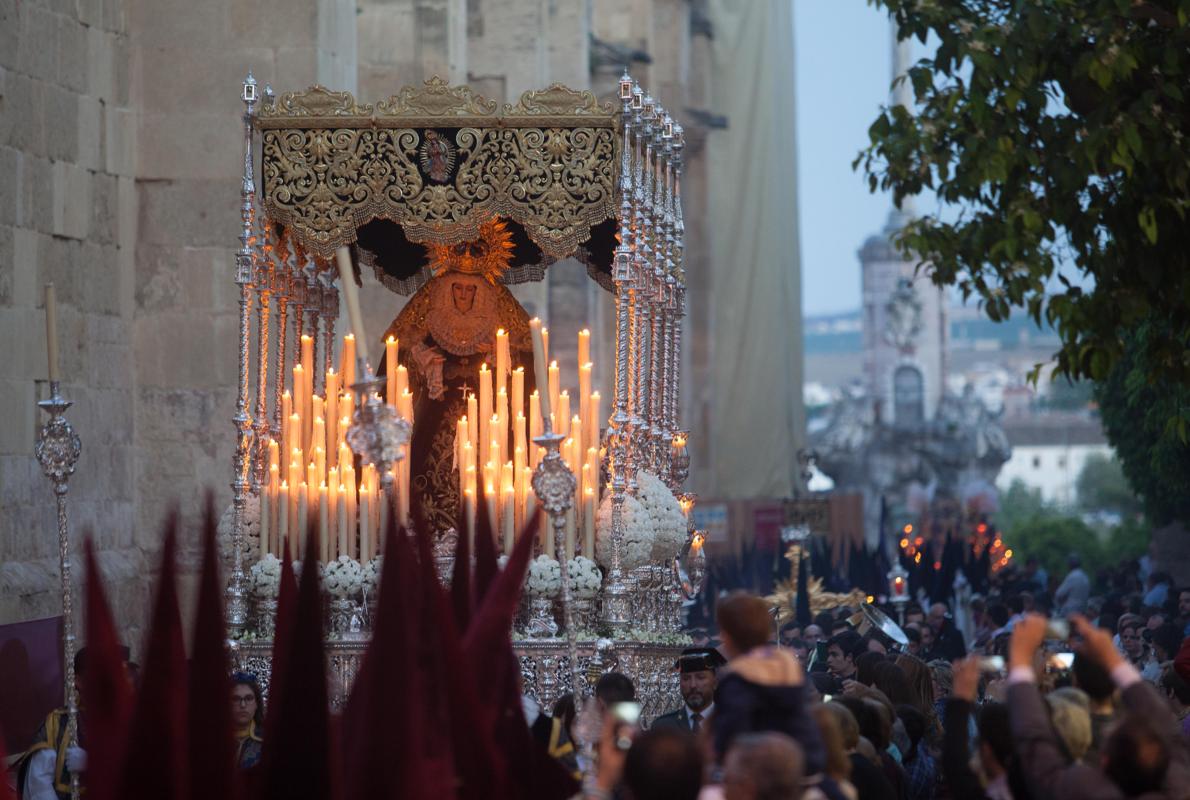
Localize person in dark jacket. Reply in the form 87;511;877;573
711;592;826;776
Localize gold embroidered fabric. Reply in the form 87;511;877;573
256;80;618;262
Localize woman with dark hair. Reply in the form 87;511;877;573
894;654;942;741
231;672;265;768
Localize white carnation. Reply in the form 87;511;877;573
362;556;383;592
526;555;563;597
567;556;603;599
636;471;688;562
323;555;364;599
594;493;654;571
249;554;282;599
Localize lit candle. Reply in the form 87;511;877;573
478;364;492;467
578;328;590;373
512;367;525;418
300;335;314;436
340;333;356;395
557;391;571;438
529;319;552;424
548;361;560;425
396;363;408;399
514;414;527;474
278;480;290;551
464;488;476;546
44;283;59;382
502;481;515;554
344;463;357;549
338;483;349;560
579;363;592;446
280;391;292;462
268;462;280;554
583;486;596;559
495;328;509;396
467;393;479;447
307;462;319;510
293;364;307;450
385;336;399;407
541;326;550;365
359;477;372;565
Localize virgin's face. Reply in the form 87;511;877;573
451;281;477;313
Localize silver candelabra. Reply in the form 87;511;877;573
35;382;82;800
530;428;582;696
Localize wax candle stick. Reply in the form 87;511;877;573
260;483;271;559
557;391;571;438
292;364;307;450
464;488;477;547
502;482;515;554
529;319;552;424
337;484;349;560
541;326;550;365
44;283;59;382
583;486;596;559
478;364;492;466
297;482;309;554
396;364;408;399
345;463;357;551
359;479;372;565
278;480;290;550
467;393;479;447
340;333;356;389
589;392;602;454
325;371;339;464
385;336;399;407
579;363;592;444
495;328;509;396
268;463;281;554
399;389;414;427
548;361;560;425
280;391;292;459
578;328;590;372
564;505;577;562
512;367;524;418
485;483;499;546
318;483;329;562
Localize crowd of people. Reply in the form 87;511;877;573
569;553;1190;800
10;543;1190;800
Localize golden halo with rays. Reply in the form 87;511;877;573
425;217;516;285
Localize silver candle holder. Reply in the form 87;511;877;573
346;363;411;495
530;428;580;695
35;382;82;800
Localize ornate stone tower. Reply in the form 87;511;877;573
859;28;947;426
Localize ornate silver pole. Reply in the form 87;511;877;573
227;72;258;639
35;382;82;800
603;71;637;633
669;124;687;487
251;213;272;491
531;427;580;696
271;244;290;437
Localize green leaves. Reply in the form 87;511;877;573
860;0;1190;394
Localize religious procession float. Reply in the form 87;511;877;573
216;73;704;720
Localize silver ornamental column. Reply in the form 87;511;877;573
35;381;83;800
227;72;259;638
603;72;638;632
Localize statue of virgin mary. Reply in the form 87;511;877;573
381;218;536;531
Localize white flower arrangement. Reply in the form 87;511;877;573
567;556;603;599
594;493;654;572
636;471;689;562
362;556;383;593
249;554;282;599
526;555;562;597
323;555;364;599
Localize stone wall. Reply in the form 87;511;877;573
0;0;142;633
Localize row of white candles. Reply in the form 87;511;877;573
455;324;603;561
258;333;413;563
